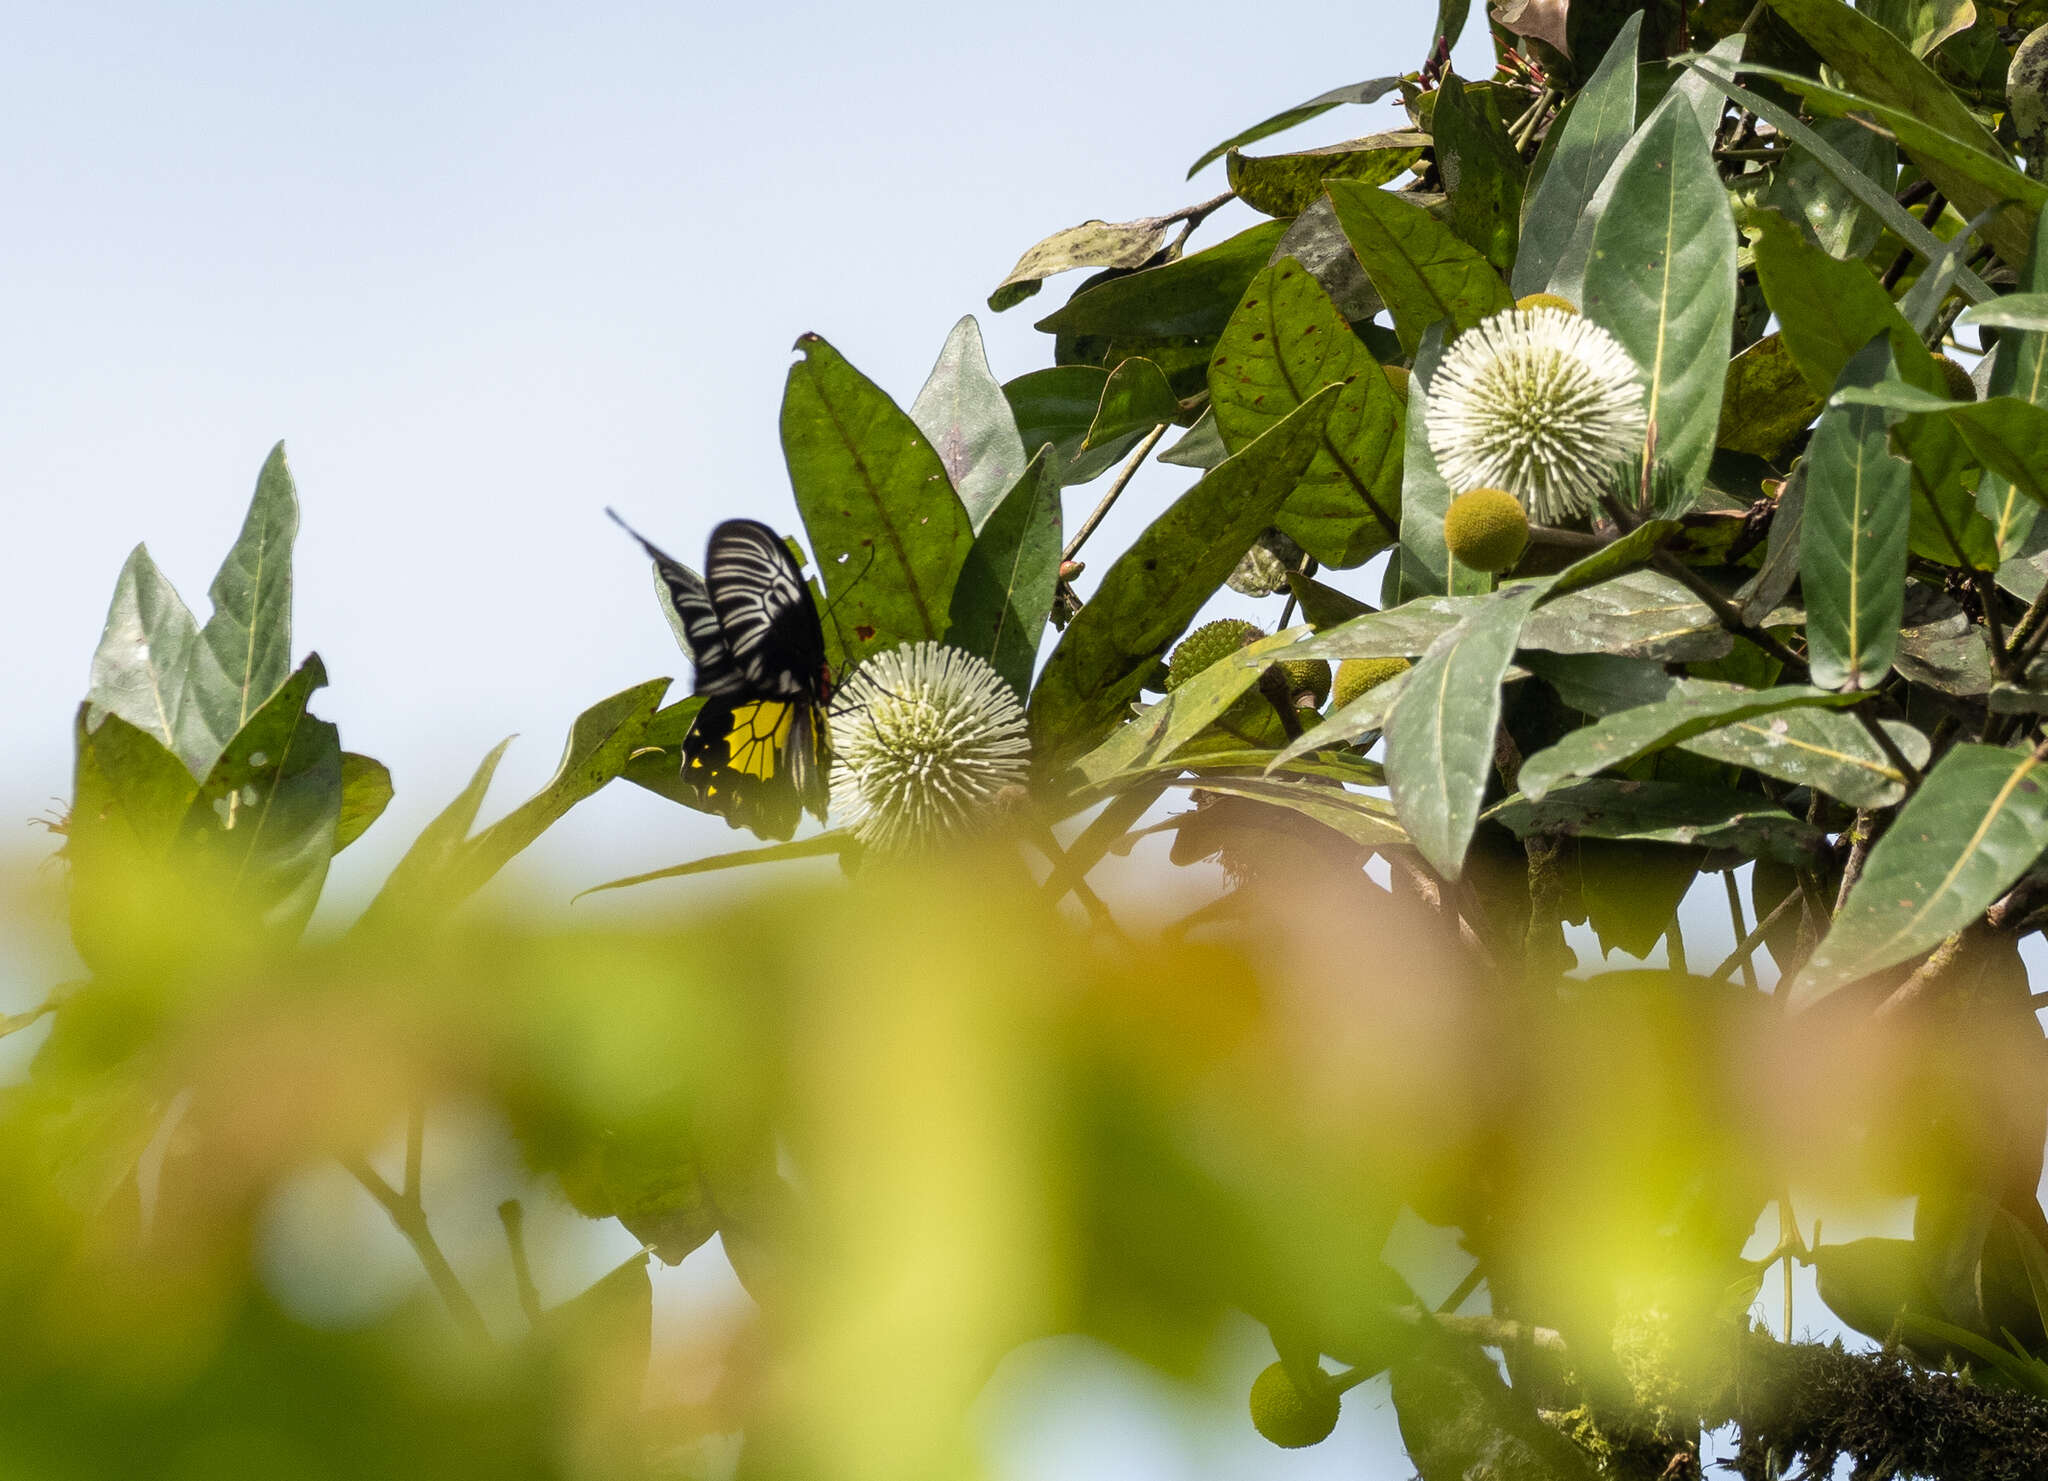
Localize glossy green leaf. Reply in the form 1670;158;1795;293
1757;0;2035;264
1158;407;1227;469
1684;62;1994;302
66;706;202;973
1755;115;1895;262
1861;0;1975;55
1028;387;1338;760
1546;519;1685;600
1084;357;1179;450
1284;572;1374;628
946;447;1061;699
1512;13;1642;298
1066;629;1306;793
618;696;708;807
173;654;340;938
1394;327;1489;600
1837;383;2048;515
1186;76;1405;179
86;543;204;775
1003;366;1148;486
335;753;393;854
1975;214;2048;557
1754;209;1925;396
783;334;974;663
180;442;300;777
1166;774;1408;850
1959;294;2048;332
1384;581;1551;877
1433;75;1524;275
1034;221;1289;341
1489;778;1827;863
1532;655;1926;807
1228;132;1429;219
1208;257;1403;567
1519;683;1867;799
1582;100;1738;500
988;215;1176;312
1717;334;1824;459
1325;181;1513;356
1802;337;1910;690
1794;743;2048;1006
909;315;1029;531
576;832;851;897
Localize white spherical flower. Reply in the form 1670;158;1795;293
1425;308;1649;524
829;642;1031;854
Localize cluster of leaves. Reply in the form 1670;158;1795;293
33;0;2048;1475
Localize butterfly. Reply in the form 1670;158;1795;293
609;510;832;841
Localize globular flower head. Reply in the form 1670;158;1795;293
828;642;1030;854
1425;307;1648;524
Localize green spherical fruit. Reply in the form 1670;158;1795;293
1333;656;1411;708
1276;657;1332;708
1515;291;1578;315
1444;488;1530;574
1937;354;1978;402
1168;618;1264;689
1249;1361;1340;1449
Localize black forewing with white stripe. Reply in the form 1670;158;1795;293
607;508;743;696
705;519;827;699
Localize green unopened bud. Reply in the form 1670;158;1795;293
1444;488;1530;574
1249;1361;1340;1449
1333;656;1412;708
1167;618;1265;689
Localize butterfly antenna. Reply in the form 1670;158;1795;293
605;506;687;569
813;543;880;676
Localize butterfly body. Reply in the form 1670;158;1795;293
611;511;831;840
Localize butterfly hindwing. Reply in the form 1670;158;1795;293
617;510;833;839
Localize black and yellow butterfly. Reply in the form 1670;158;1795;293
610;510;832;840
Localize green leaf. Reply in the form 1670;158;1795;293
909;315;1029;531
173;654;341;938
86;543;203;774
1582;101;1738;502
1395;326;1491;600
946;447;1061;699
1186;77;1405;179
1860;0;1975;55
335;753;393;853
1519;683;1868;799
1208;257;1404;567
1546;519;1685;600
1717;334;1825;459
1802;337;1911;690
1488;777;1828;863
576;832;851;898
67;706;202;971
619;696;708;806
1975;213;2048;556
1794;742;2048;1006
1065;629;1307;793
1166;775;1408;850
1285;571;1374;628
1959;294;2048;332
1433;74;1525;276
1158;407;1228;469
180;442;300;777
1755;115;1895;263
1385;580;1553;876
782;334;975;663
1684;62;1994;302
989;216;1176;313
1004;366;1149;486
1028;386;1338;759
361;736;513;925
1531;655;1926;807
1084;357;1179;450
1325;182;1514;356
1754;0;2036;265
1754;209;1925;396
1512;12;1642;298
1227;132;1430;219
1033;221;1290;341
1740;465;1807;622
1269;668;1410;770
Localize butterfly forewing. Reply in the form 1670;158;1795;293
705;519;826;698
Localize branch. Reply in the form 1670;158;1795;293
344;1146;492;1347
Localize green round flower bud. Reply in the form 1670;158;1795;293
1249;1361;1340;1449
1276;657;1332;708
1167;618;1264;689
1333;656;1411;708
1382;364;1410;406
1515;291;1578;315
1937;354;1978;402
1443;488;1530;574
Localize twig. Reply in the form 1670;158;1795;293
1709;887;1801;981
498;1199;544;1325
1063;423;1172;563
1649;551;1807;675
1525;523;1606;550
1723;870;1758;990
1874;929;1969;1019
1835;811;1878;915
344;1150;492;1346
1437;1262;1486;1315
